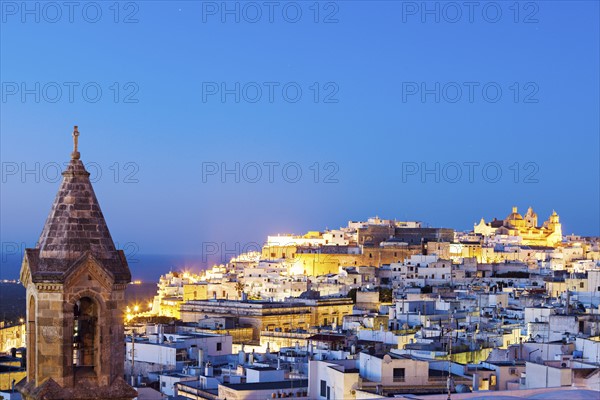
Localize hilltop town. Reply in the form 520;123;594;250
106;209;600;399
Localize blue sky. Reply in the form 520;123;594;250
1;1;599;279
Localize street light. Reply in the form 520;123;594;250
528;348;540;361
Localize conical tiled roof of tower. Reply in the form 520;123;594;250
23;127;131;283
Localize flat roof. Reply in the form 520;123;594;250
328;365;359;373
246;366;277;371
220;379;308;391
161;372;193;378
308;333;346;342
487;361;526;366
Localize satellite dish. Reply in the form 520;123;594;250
383;355;392;364
455;384;471;393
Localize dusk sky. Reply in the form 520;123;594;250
1;1;599;280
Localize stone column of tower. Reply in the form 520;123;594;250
18;127;137;400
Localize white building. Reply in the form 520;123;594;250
267;234;325;247
159;371;197;396
323;230;350;246
126;333;233;374
308;359;359;400
390;255;439;286
245;366;285;383
358;352;429;387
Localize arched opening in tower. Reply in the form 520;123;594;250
27;296;36;381
73;297;98;374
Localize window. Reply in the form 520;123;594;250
216;342;222;351
326;386;331;400
320;380;326;397
393;368;405;382
580;282;584;288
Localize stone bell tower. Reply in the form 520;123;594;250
18;127;136;400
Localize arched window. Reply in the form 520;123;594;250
27;296;36;381
73;297;98;375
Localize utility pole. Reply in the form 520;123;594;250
130;329;135;387
447;316;453;400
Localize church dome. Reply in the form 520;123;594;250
506;206;523;221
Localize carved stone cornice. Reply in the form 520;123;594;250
35;283;64;292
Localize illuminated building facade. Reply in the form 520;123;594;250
474;206;563;247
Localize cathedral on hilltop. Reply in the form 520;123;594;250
474;206;563;247
18;127;137;399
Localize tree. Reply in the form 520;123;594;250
347;288;358;303
378;287;392;302
235;280;245;299
132;315;178;324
